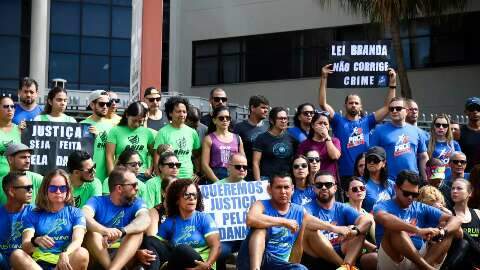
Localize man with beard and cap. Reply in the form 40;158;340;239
143;87;168;132
201;87;228;127
81;90;114;182
12;77;43;124
459;97;480;171
83;166;150;270
319;64;397;183
67;150;102;208
405;99;430;146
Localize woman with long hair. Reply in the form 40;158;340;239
362;146;395;213
288;103;315;144
305;150;321;186
202;106;244;182
10;169;88;270
297;111;341;181
353;152;366;178
106;101;154;180
0;96;21;177
291;155;316;206
252;107;294;181
34;86;76;122
144;151;180;208
427;114;461;172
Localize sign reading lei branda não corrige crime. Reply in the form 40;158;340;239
328;41;393;88
21;122;94;175
200;181;270;242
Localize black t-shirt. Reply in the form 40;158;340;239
233;119;269;167
147;112;169;131
252;131;294;178
459;125;480;171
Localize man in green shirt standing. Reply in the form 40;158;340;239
67;150;102;207
0;143;43;205
216;153;248;184
81;90;114;182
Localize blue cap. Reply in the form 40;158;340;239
465;97;480;108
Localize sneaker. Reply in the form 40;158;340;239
336;264;359;270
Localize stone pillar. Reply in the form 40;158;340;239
29;0;50;99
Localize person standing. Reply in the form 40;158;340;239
143;87;168;131
201;87;228;127
405;99;430;146
34;86;76;123
288;103;315;144
12;77;43;124
105;91;122;125
459;97;480;172
0;96;21;177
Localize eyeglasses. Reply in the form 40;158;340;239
467;104;480;112
232;164;248;171
399;188;419;198
302;111;315;116
293;163;308;169
48;185;68;193
314;182;335;189
350;186;365;193
119;182;138;189
434;123;449;129
163;162;181;168
307;157;320;163
217;116;231;122
450;159;467;165
366;156;381;164
389;106;405;112
110;98;121;103
276;117;288;121
13;185;33;192
96;101;111;108
126;161;143;167
148;97;161;102
79;164;96;174
183;192;198;200
213;97;228;103
2;105;15;110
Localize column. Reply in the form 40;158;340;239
29;0;50;99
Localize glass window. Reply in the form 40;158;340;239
51;1;80;35
195;43;218;57
222;55;240;83
110;86;129;93
0;37;20;78
222;40;241;54
112;0;132;6
84;0;110;4
49;53;80;83
111;39;130;56
111;56;130;85
50;35;80;53
0;1;21;35
194;57;218;85
79;84;109;91
80;55;109;84
112;6;131;38
82;4;110;37
81;37;110;55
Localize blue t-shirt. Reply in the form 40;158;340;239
370;123;427;179
261;200;304;261
0;204;34;256
417;127;430;148
363;179;396;213
431;141;461;165
291;186;316;206
331;113;376;177
304;201;359;252
83;195;147;228
287;126;308;144
373;200;442;249
12;104;43;124
23;206;86;254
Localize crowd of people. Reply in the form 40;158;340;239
0;67;479;270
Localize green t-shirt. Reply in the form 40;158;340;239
144;176;162;208
72;177;102;208
0;125;21;177
154;124;200;178
0;171;43;205
107;126;154;173
81;118;114;181
33;114;77;123
215;178;246;185
101;176;147;201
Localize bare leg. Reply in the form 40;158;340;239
69;247;89;270
359;253;377;270
423;233;455;266
109;233;143;270
341;235;365;265
9;249;42;270
382;230;435;270
84;231;112;268
303;229;343;266
249;229;266;270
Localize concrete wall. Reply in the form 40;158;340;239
169;0;480;115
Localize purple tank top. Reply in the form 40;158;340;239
209;132;240;168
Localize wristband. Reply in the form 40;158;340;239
389;85;397;88
352;226;361;236
31;236;39;247
120;227;127;237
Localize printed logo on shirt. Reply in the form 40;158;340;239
437;148;452;165
219;145;232;164
321;220;341;246
47;219;68;235
272;142;291;158
5;221;23;246
97;131;108;149
109;210;125;227
465;227;480;238
347;127;365;148
269;227;291;247
405;218;417;237
128;135;139;144
301;196;312;206
74;196;81;207
125;135;144;151
394;134;412;156
0;140;13;155
174;136;190;156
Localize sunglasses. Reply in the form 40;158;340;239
307;157;320;163
96;101;111;108
399;188;419;198
148;97;161;102
2;105;15;109
110;98;121;103
119;182;138;189
126;161;143;167
183;192;198;200
79;164;96;174
366;156;381;164
451;159;467;165
276;117;288;121
434;123;449;129
389;106;405;112
233;164;248;171
302;111;315;116
467;104;480;112
163;162;181;168
217;116;231;122
293;163;308;169
213;97;228;103
350;186;366;193
48;185;68;193
314;182;335;189
13;185;33;192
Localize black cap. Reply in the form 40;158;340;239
366;146;386;161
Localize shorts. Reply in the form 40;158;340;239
377;243;443;270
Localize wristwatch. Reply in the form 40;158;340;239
120;227;127;237
352;226;361;236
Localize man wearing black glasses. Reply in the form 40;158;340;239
374;170;461;270
302;171;372;270
143;87;168;131
106;90;122;125
216;153;248;184
370;97;429;181
318;64;397;182
445;151;470;184
201;87;228;127
67;150;102;208
0;172;34;270
83;166;150;270
459;97;480;171
81;90;114;182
